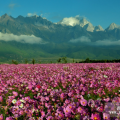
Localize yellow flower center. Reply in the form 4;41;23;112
94;117;97;120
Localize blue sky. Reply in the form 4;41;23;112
0;0;120;29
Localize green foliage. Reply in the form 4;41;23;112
79;58;120;63
12;60;18;65
62;57;67;63
85;58;90;63
0;41;120;63
32;59;35;64
73;58;74;63
57;58;61;63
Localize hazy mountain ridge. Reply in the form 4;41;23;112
0;13;120;44
0;13;120;62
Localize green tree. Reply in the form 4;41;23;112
32;59;35;65
57;58;61;63
12;60;18;65
85;58;90;63
73;58;74;63
62;57;67;63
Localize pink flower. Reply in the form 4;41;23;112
19;110;24;115
97;105;104;112
57;112;64;119
80;98;87;106
63;106;71;117
46;116;53;120
6;117;13;120
91;113;101;120
0;114;3;120
83;115;90;120
60;93;65;100
15;100;21;106
12;91;18;97
103;113;110;120
28;85;33;90
41;111;45;117
45;96;49;101
0;96;3;102
25;96;30;101
77;106;84;114
38;117;44;120
36;85;41;89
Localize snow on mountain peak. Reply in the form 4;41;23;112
57;16;80;26
80;18;89;27
57;16;91;27
106;23;120;30
94;25;104;31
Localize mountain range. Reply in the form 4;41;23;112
0;13;120;63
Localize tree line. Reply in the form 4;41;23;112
9;57;120;65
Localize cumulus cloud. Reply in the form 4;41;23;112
0;32;48;44
59;16;80;26
94;39;120;46
69;36;91;43
27;12;38;17
57;15;90;27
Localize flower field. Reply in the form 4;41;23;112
0;63;120;120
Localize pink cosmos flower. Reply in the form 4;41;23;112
15;100;21;106
60;93;65;100
0;114;3;120
12;91;18;97
0;96;3;102
63;106;71;117
46;116;53;120
65;99;70;104
38;117;44;120
97;105;104;112
36;85;41;89
6;117;14;120
80;98;87;106
19;110;24;115
45;96;49;101
25;96;30;101
83;115;90;120
91;113;101;120
77;106;84;114
35;87;39;91
103;113;110;120
28;85;33;90
41;111;45;117
57;112;64;119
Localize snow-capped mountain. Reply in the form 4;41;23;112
79;18;89;27
105;23;120;31
57;16;104;32
0;14;120;61
94;25;104;31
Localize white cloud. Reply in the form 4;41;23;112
95;39;120;46
69;36;91;43
27;12;38;17
0;32;48;44
27;13;33;17
59;16;80;26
